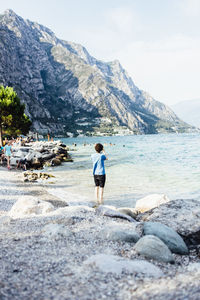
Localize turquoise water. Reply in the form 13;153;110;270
48;133;200;207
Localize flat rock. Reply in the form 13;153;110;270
135;194;170;213
117;207;137;219
8;196;54;218
84;254;163;277
134;235;175;263
96;205;136;222
143;222;188;254
136;199;200;247
99;224;140;243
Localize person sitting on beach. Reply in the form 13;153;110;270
91;143;108;205
4;141;13;170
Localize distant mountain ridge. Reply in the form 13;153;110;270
172;99;200;128
0;9;193;136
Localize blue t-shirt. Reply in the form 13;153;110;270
91;153;106;175
5;145;12;156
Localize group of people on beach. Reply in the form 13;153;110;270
0;135;108;204
0;137;26;170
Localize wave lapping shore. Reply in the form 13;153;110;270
0;160;200;299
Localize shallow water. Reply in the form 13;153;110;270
47;133;200;207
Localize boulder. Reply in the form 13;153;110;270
96;205;136;222
31;158;42;168
143;222;188;255
99;224;140;243
25;151;35;162
137;199;200;248
41;153;55;161
135;194;170;213
8;196;54;218
117;207;137;219
51;158;61;166
10;157;19;166
134;235;174;263
83;254;163;277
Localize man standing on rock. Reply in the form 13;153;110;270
91;143;108;205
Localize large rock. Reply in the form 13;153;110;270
83;254;163;277
135;194;170;213
134;235;174;263
117;207;137;219
8;196;54;218
143;222;188;255
137;199;200;248
99;224;140;243
96;205;136;222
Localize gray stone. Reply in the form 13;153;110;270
8;196;54;218
134;235;175;263
117;207;137;219
84;254;163;277
137;199;200;248
135;194;170;213
96;205;136;222
143;222;189;255
100;224;140;243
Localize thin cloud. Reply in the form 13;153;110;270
105;6;142;35
179;0;200;17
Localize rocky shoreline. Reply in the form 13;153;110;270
0;151;200;299
7;140;73;171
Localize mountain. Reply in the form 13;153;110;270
0;9;193;136
171;99;200;128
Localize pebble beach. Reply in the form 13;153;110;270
0;144;200;300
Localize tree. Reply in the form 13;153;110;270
0;86;32;146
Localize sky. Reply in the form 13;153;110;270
1;0;200;106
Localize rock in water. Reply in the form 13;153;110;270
135;194;170;213
143;222;188;255
8;196;54;218
83;254;163;277
96;205;136;222
134;235;175;263
137;199;200;248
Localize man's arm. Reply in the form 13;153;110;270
102;149;108;160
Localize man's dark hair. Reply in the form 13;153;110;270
95;143;103;153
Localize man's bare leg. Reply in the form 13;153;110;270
95;186;100;204
99;187;104;205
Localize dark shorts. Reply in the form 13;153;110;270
94;175;106;188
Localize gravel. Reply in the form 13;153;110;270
0;167;199;300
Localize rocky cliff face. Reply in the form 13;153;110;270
0;9;192;136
